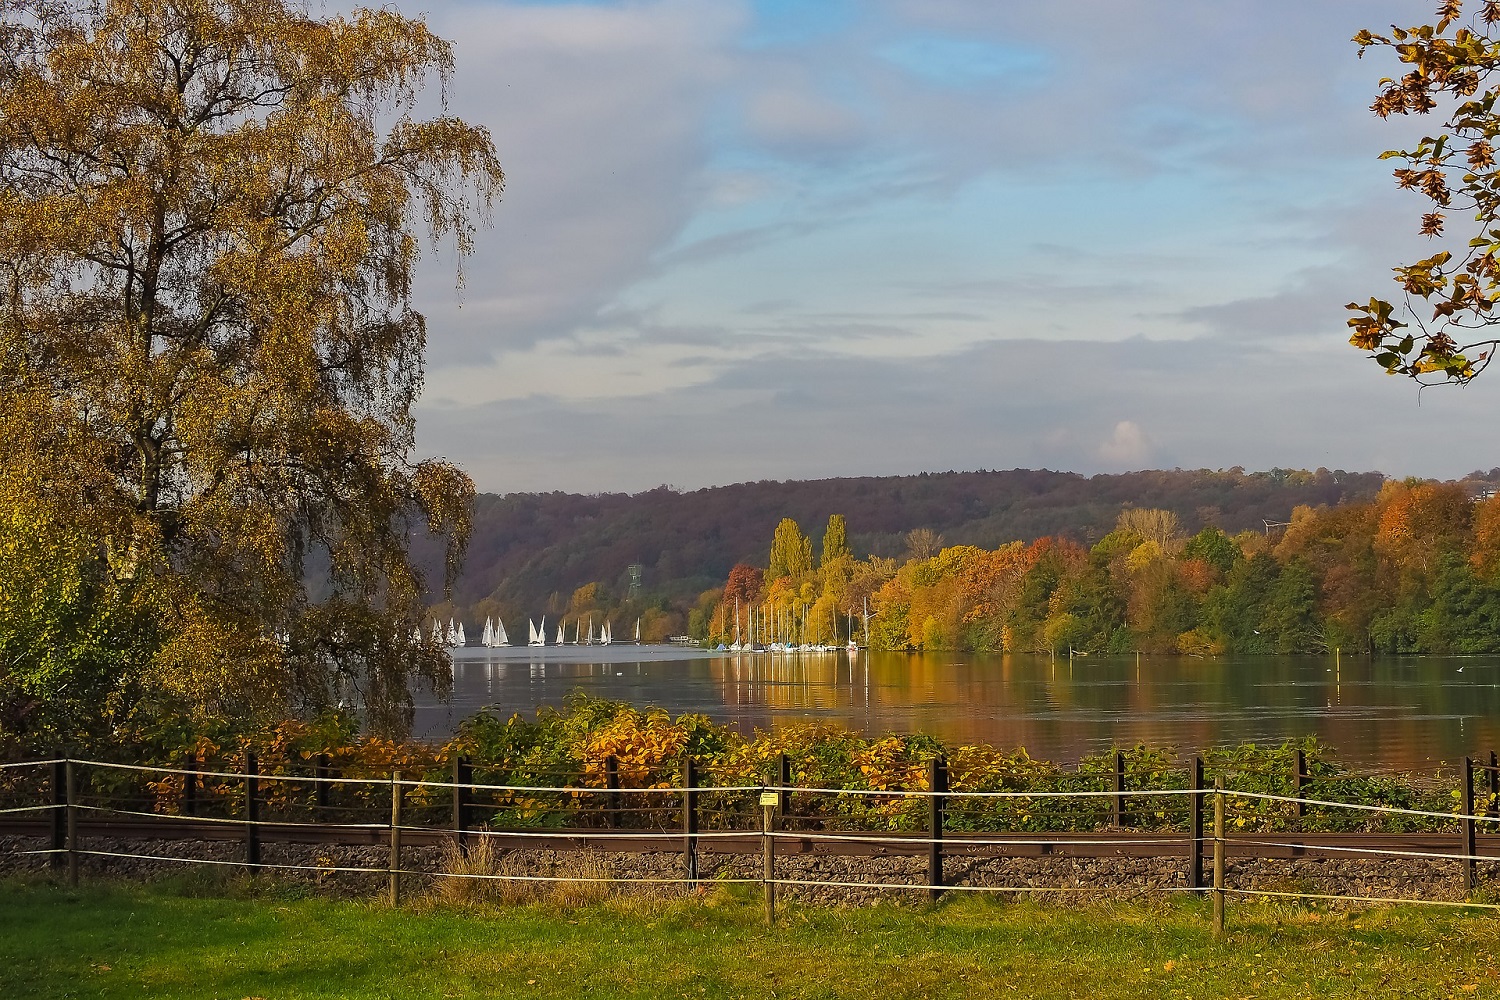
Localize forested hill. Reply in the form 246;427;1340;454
442;468;1393;618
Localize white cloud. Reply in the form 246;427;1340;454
1096;421;1154;469
393;1;1494;493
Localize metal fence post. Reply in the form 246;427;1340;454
1188;755;1204;890
49;756;65;869
778;752;791;820
245;750;260;868
1464;756;1477;893
928;755;946;901
1293;749;1306;822
452;756;471;853
314;753;331;816
1212;779;1225;938
605;755;620;829
1112;749;1125;829
65;759;78;887
682;754;698;888
1489;750;1498;819
182;754;198;817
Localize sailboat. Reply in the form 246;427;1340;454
528;617;545;647
584;619;595;645
431;618;443;645
481;618;493;647
457;621;467;648
601;620;612;645
634;618;641;644
556;619;565;645
494;619;509;647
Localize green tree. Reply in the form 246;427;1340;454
768;518;813;579
1261;558;1320;653
1204;552;1280;653
0;0;503;740
821;514;850;566
1184;527;1239;575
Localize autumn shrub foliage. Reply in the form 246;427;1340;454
11;695;1467;838
716;481;1500;656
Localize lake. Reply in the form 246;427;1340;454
413;646;1500;769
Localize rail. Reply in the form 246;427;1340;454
5;754;1500;932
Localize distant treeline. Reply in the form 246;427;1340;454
705;477;1500;656
429;467;1404;637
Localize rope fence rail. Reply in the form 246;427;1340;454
8;754;1500;932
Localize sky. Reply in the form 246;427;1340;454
385;0;1499;495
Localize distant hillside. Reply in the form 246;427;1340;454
434;468;1392;619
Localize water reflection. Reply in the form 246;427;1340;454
411;647;1500;768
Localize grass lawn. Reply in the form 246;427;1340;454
3;876;1500;999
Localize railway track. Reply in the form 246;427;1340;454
2;817;1493;861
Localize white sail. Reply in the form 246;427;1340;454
496;619;509;646
528;617;544;646
635;618;641;643
586;619;594;645
431;618;443;644
482;618;493;647
601;620;612;645
457;622;467;647
556;619;565;645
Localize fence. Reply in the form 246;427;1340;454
4;752;1500;934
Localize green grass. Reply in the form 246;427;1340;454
4;876;1500;999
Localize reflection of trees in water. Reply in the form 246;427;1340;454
429;651;1500;768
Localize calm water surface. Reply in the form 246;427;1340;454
413;647;1500;769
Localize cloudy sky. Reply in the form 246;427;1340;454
392;0;1495;494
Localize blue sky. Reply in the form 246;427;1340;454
399;0;1495;493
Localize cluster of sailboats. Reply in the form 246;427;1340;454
418;616;640;650
524;616;630;647
715;599;866;655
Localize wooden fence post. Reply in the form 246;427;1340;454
682;755;698;888
245;750;260;868
1464;756;1477;893
182;754;198;818
605;755;620;829
1188;755;1204;890
1112;750;1125;829
762;791;777;925
1212;779;1225;938
65;759;78;887
49;756;65;869
1293;749;1306;822
452;756;471;853
389;771;402;906
928;755;947;901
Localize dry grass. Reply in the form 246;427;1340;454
428;836;617;908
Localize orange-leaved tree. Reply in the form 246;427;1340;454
1350;1;1500;382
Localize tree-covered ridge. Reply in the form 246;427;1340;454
442;467;1394;635
709;479;1500;655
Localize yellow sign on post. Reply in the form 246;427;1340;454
759;791;779;807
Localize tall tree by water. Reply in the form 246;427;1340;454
0;0;503;742
767;518;813;579
821;514;849;566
